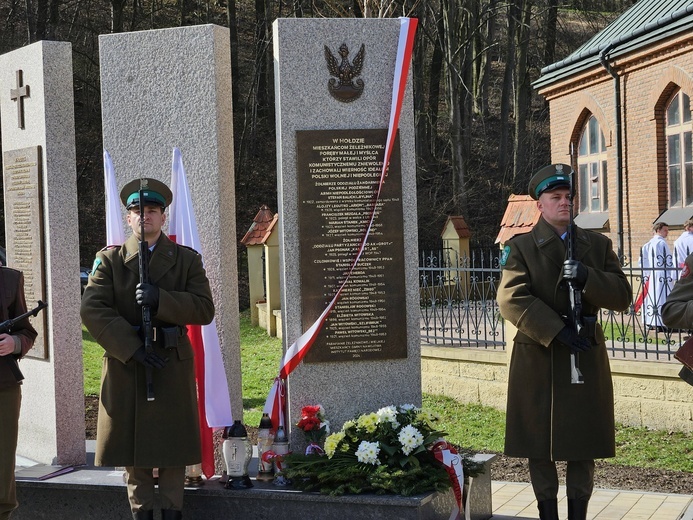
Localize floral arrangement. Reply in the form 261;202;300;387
283;404;484;496
295;404;330;453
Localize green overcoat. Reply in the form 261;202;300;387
80;233;215;468
497;217;631;461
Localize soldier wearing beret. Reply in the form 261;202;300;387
497;164;631;520
661;256;693;386
0;269;37;520
80;178;215;520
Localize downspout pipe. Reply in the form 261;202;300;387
599;45;624;264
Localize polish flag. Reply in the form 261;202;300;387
169;147;234;478
103;150;125;246
263;17;418;425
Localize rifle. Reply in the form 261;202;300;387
138;184;155;402
1;300;48;382
566;168;585;385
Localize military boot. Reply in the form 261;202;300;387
537;499;559;520
567;498;589;520
132;510;154;520
161;509;183;520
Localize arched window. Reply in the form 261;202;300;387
577;115;608;213
666;89;693;207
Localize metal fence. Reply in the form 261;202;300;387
419;248;686;362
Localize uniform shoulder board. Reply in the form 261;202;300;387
99;244;120;252
178;244;201;255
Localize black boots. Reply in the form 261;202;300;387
537;499;559;520
568;498;589;520
161;510;183;520
133;511;154;520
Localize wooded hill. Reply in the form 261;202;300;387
0;0;632;304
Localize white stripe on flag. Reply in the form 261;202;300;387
104;150;125;246
170;147;233;427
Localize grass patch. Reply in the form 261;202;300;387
239;309;282;426
82;313;693;473
82;326;102;396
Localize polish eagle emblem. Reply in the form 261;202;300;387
324;43;366;103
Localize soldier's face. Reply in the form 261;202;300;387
127;205;166;240
537;187;571;230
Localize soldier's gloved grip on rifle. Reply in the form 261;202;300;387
562;259;588;288
136;283;160;311
132;345;168;369
555;326;592;354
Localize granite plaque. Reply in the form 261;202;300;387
297;128;406;363
2;146;47;358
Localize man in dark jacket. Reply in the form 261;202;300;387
0;268;38;520
497;164;631;520
661;254;693;386
80;178;215;520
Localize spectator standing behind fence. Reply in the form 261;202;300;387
497;164;631;520
639;222;674;330
674;219;693;277
661;255;693;386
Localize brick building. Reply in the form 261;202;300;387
534;0;693;264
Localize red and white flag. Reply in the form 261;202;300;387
103;150;125;246
169;147;234;478
263;17;418;425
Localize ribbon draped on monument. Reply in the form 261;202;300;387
263;16;418;432
102;148;233;479
169;147;234;478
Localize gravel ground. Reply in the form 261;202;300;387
85;396;693;495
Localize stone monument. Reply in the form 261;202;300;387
0;41;85;465
98;24;242;420
273;18;421;442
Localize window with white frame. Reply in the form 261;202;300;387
666;89;693;208
577;115;608;213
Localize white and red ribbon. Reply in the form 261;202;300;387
432;441;467;520
264;16;418;423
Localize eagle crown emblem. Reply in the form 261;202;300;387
324;43;366;103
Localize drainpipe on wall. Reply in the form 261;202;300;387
599;45;625;264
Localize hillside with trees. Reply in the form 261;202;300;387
0;0;633;305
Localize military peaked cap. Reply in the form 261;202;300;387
120;178;173;209
528;163;573;200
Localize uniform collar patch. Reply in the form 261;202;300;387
500;245;511;266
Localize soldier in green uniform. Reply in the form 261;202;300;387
80;178;215;520
661;255;693;386
0;268;37;520
497;164;631;520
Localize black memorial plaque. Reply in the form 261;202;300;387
297;129;407;363
2;146;48;359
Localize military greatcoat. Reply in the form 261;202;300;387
497;217;631;461
80;233;214;468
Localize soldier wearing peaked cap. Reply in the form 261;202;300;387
497;164;631;520
80;177;214;520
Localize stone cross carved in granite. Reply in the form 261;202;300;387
10;69;30;129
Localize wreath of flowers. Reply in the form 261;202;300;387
283;404;483;496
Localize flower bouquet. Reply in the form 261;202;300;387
283;404;484;496
296;404;330;454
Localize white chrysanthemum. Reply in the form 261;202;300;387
355;440;381;465
398;424;424;455
376;406;400;428
321;420;331;435
324;431;344;458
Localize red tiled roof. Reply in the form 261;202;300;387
442;216;471;238
240;205;278;246
495;194;540;244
